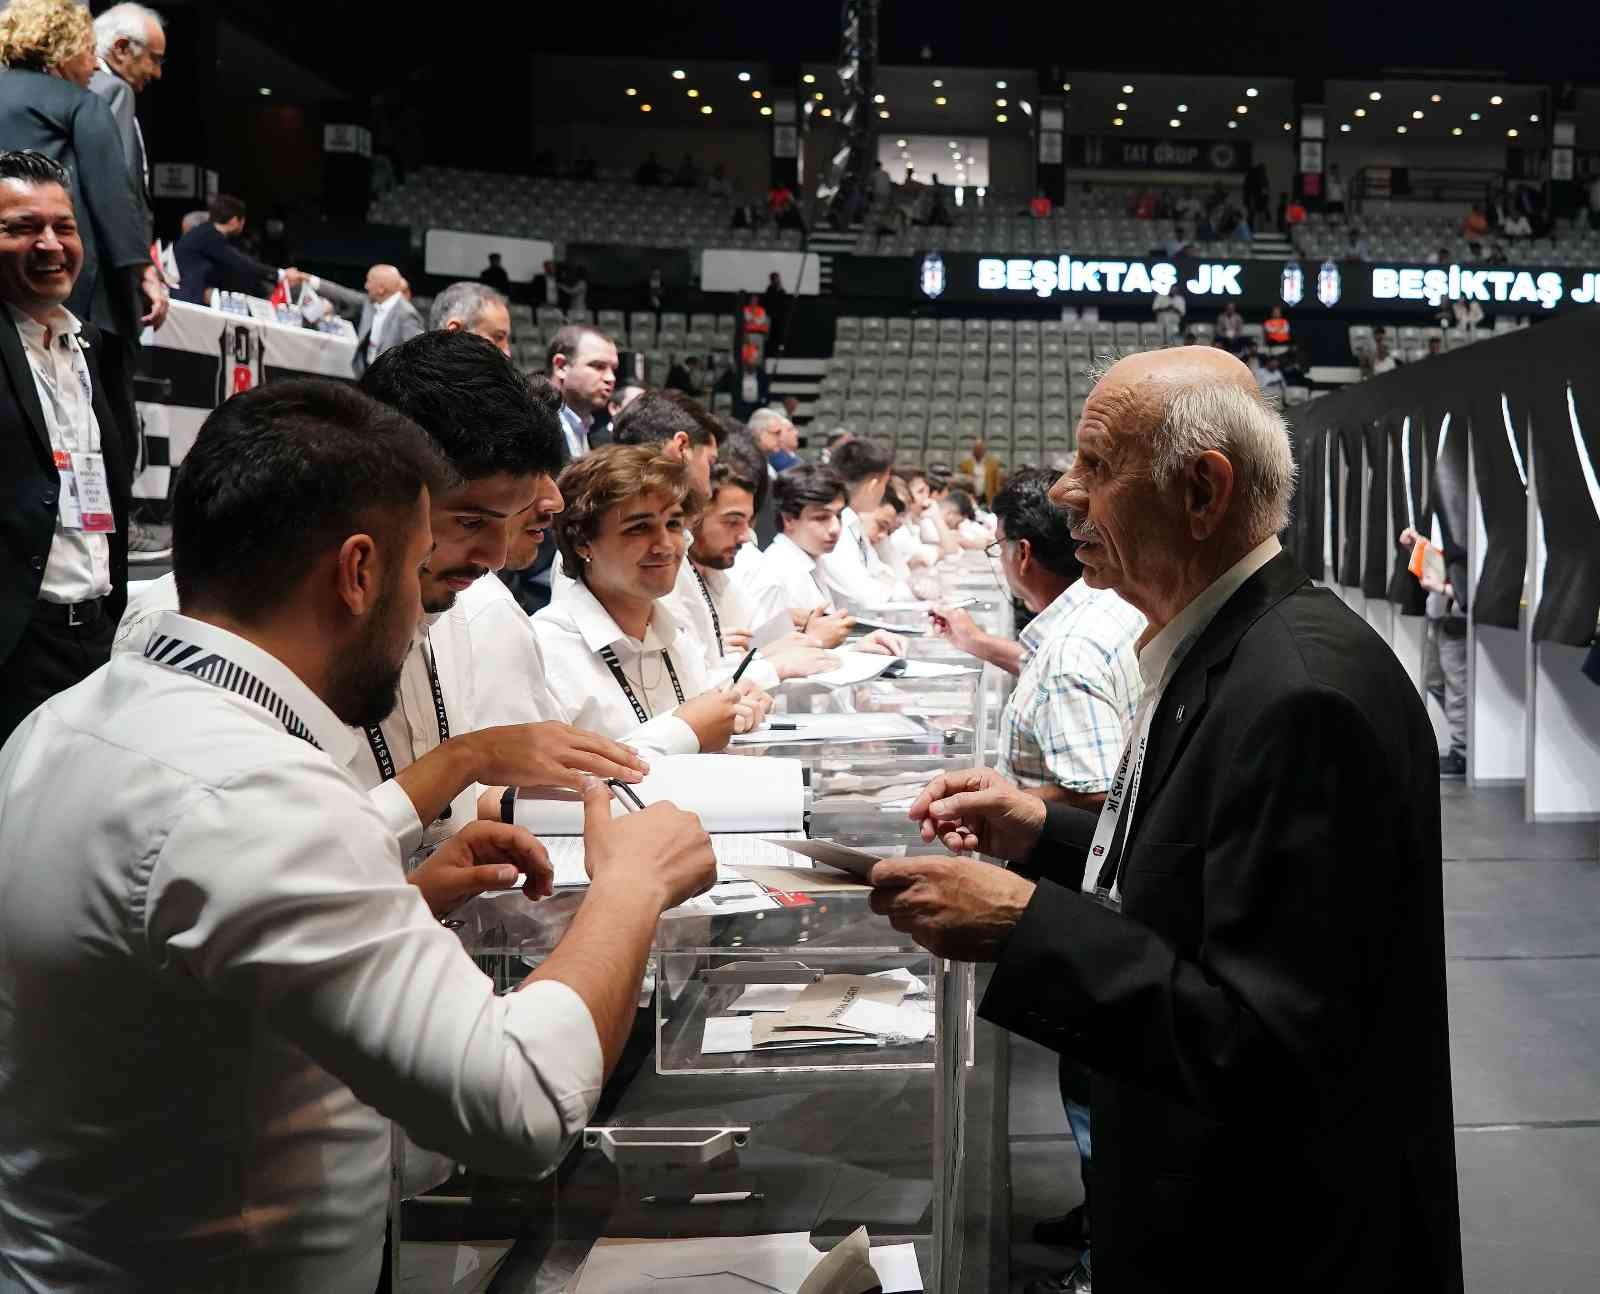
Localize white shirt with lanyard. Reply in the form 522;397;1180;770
1082;537;1283;908
670;560;782;690
10;305;113;604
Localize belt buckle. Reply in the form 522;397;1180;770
67;601;86;628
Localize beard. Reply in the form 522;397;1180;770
422;565;488;613
327;581;413;729
691;543;737;570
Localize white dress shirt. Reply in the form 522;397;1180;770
113;574;477;856
1082;536;1282;903
0;612;600;1294
532;578;704;753
669;559;781;690
368;288;403;351
9;305;111;604
745;532;832;628
559;403;590;461
817;507;908;610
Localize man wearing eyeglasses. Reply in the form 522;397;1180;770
89;5;164;241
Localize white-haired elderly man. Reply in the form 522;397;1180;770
877;347;1463;1294
427;280;512;357
89;3;164;229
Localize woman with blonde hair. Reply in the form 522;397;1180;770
0;0;95;85
535;444;772;752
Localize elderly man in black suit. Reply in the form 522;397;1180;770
0;151;132;742
879;346;1463;1294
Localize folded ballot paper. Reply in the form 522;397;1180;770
702;969;935;1055
508;755;809;889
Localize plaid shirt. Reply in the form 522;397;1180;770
996;581;1147;792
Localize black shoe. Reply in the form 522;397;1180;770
1032;1204;1089;1250
1025;1260;1091;1294
1439;750;1466;778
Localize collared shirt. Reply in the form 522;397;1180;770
9;305;110;604
95;57;148;192
745;532;832;628
817;507;908;610
670;559;781;690
368;289;403;350
559;402;590;461
0;612;600;1294
531;577;703;753
112;574;477;856
995;581;1147;792
1082;535;1282;899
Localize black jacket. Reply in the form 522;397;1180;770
0;70;150;342
173;223;277;305
981;553;1462;1294
0;316;131;663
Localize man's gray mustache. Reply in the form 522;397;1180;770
1064;509;1103;544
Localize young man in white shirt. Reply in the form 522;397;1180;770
0;378;718;1294
115;332;647;861
816;437;911;609
747;463;903;655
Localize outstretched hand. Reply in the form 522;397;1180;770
408;820;553;917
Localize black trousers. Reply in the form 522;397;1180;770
0;601;116;746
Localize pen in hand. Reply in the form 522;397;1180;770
727;646;760;689
606;779;646;812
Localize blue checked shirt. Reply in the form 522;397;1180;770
996;581;1148;793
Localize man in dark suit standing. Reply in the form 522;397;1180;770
0;152;132;741
880;347;1463;1294
173;194;302;306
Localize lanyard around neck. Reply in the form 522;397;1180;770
692;565;724;654
598;643;685;723
364;635;449;792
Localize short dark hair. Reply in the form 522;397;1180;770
944;488;977;521
173;379;449;622
0;150;69;190
208;194;246;224
990;466;1082;581
880;483;906;516
774;463;846;520
829;437;891;487
709;430;766;511
612;388;719;449
360;330;563;480
546;323;612;373
897;465;928;487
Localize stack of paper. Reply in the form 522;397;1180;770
572;1230;923;1293
730;713;927;747
702;970;935;1054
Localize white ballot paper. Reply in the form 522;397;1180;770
730;713;926;747
758;837;900;880
573;1230;924;1293
802;652;899;688
750;608;798;652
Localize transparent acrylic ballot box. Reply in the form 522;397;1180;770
397;892;978;1292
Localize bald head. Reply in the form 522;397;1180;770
365;264;403;303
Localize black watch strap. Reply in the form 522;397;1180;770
501;785;517;824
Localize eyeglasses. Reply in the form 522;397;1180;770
983;539;1008;561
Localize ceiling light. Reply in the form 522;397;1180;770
948;140;958;147
996;79;1007;89
802;73;816;84
872;93;885;104
879;109;890;119
1369;91;1382;101
760;105;772;116
751;89;762;99
1170;118;1182;128
258;86;272;96
996;113;1008;123
935;96;947;106
1430;93;1442;103
896;138;906;147
813;91;824;100
1177;103;1188;112
1450;126;1462;135
640;103;652;112
624;87;637;96
1470;111;1481;121
932;78;944;88
1113;116;1125;127
966;155;974;162
687;88;699;97
1236;104;1248;114
1340;123;1351;132
1396;125;1407;134
1227;120;1238;130
672;69;686;80
1116;101;1128;111
738;72;750;82
996;97;1007;107
1490;95;1503;105
1283;121;1292;130
1354;108;1367;118
1529;113;1540;123
1412;110;1424;119
1062;82;1071;91
701;104;713;115
1122;84;1134;93
1506;127;1518;138
1246;87;1259;97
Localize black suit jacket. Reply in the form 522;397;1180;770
173;223;278;305
0;70;150;342
981;553;1462;1294
0;317;132;663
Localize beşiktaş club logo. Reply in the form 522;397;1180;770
919;251;947;299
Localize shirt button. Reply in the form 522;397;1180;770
31;556;45;572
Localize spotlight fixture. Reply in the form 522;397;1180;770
802;73;815;84
1396;125;1407;134
1489;94;1503;105
258;86;271;95
760;105;772;116
1283;121;1292;130
948;140;958;148
935;96;946;106
820;107;831;117
701;105;713;115
814;91;824;100
1116;101;1128;111
996;98;1007;107
1451;126;1462;135
1355;108;1367;118
873;93;885;104
879;109;890;119
896;138;907;147
738;72;750;82
687;88;699;97
1170;118;1182;128
1530;113;1540;123
1340;123;1351;132
672;69;685;80
1369;91;1381;101
751;89;762;99
1245;87;1259;97
1236;104;1248;114
1430;93;1442;103
625;87;637;96
1412;110;1423;119
1469;111;1481;120
932;78;944;88
996;113;1008;123
1227;120;1237;129
1113;116;1125;127
996;79;1007;89
1122;83;1134;93
640;103;652;112
1177;103;1188;112
1062;82;1072;91
1506;127;1518;137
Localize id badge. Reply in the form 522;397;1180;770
55;451;115;533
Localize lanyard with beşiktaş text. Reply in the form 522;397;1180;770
598;643;684;723
364;635;451;818
691;565;725;654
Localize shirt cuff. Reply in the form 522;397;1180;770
369;778;425;856
502;979;604;1138
627;714;701;756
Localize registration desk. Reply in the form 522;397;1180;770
396;560;1016;1292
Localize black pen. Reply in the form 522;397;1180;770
766;722;798;730
606;779;646;812
728;645;760;688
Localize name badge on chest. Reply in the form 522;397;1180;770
54;450;116;533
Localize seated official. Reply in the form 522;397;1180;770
932;466;1146;804
114;334;648;864
677;440;839;688
746;463;904;655
904;467;962;560
940;487;995;549
0;379;717;1293
534;444;772;752
816;438;912;609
